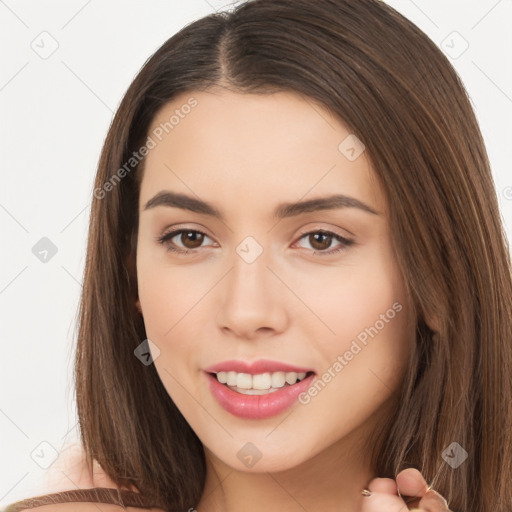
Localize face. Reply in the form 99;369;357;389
135;89;413;473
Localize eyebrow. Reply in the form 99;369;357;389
143;190;380;219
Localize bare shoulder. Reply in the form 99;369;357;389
10;443;166;512
43;442;121;491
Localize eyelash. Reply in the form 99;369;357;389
156;228;355;256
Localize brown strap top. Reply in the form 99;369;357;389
2;487;167;511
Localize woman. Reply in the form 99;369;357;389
5;0;511;511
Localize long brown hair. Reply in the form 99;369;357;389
74;1;512;510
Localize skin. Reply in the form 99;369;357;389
135;89;449;512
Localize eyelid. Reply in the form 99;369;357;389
159;223;215;242
294;224;353;240
159;223;352;241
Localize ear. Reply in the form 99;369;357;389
425;313;441;334
135;298;142;314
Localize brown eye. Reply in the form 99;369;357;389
157;229;213;254
179;231;205;249
295;229;354;256
308;232;333;251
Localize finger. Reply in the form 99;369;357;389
395;468;429;499
360;491;408;512
367;477;398;494
418;488;451;512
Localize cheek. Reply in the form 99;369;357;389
136;246;204;339
136;249;219;399
296;246;411;395
292;277;410;450
295;247;407;346
136;263;204;409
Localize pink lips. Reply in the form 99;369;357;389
203;359;314;375
203;359;316;420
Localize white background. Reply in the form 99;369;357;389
1;0;511;507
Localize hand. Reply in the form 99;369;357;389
360;467;451;511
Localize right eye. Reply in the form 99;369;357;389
157;229;216;254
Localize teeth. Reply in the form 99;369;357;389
217;372;228;384
271;372;286;388
215;370;308;390
237;373;252;389
227;371;237;386
253;372;271;390
285;372;298;385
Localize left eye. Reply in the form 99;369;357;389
294;230;354;255
157;229;354;256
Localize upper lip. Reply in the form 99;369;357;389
204;359;315;375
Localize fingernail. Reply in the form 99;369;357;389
361;489;372;497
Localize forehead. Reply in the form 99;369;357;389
139;89;386;217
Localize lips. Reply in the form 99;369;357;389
205;371;315;419
203;359;317;419
203;359;315;375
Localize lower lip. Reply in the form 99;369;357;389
205;371;316;420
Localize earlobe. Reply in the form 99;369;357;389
135;298;142;314
425;314;441;334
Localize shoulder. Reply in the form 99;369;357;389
42;442;125;492
6;443;165;512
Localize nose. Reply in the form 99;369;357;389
216;248;289;340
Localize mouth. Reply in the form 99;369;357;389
204;369;317;420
